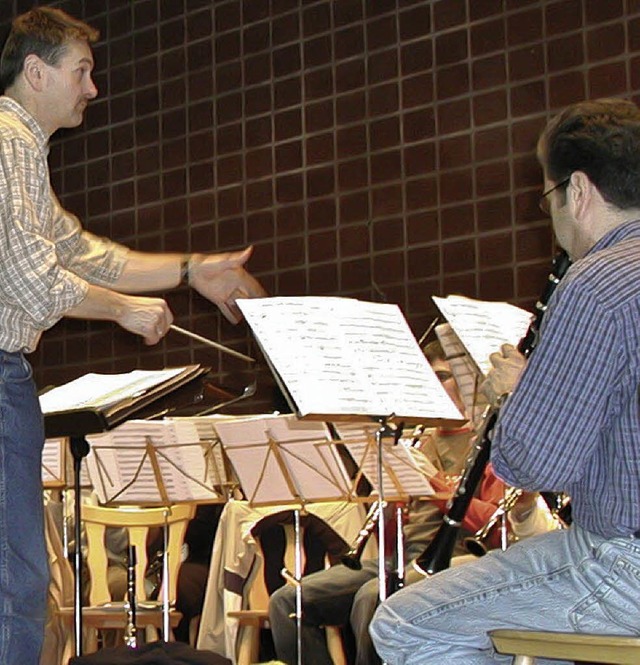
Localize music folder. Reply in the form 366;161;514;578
39;365;208;438
237;296;465;427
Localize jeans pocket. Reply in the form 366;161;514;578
570;554;640;634
0;353;33;384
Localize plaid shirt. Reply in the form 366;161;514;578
0;97;127;352
492;219;640;538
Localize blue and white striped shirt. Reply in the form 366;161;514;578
492;219;640;539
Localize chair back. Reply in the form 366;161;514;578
41;501;76;665
247;510;347;610
82;503;194;607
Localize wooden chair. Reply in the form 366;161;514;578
41;501;76;665
490;629;640;664
55;503;195;655
228;514;347;665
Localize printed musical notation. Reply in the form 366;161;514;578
39;367;193;414
85;419;224;505
238;296;464;425
432;295;532;376
435;322;489;426
213;414;351;506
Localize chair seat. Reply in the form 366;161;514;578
57;605;183;630
226;609;269;623
490;629;640;665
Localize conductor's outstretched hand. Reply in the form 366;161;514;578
189;246;268;323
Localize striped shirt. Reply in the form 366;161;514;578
492;218;640;538
0;97;128;352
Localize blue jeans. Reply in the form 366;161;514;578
370;526;640;664
0;351;47;664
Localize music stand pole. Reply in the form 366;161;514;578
375;418;396;602
293;508;302;665
69;435;90;657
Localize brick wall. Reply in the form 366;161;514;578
2;0;639;409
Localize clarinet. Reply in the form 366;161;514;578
124;544;138;648
412;250;571;577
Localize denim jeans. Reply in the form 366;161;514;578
0;351;47;664
370;526;640;664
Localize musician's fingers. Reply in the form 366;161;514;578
488;350;503;368
502;343;524;360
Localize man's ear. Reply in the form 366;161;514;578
567;171;593;221
22;54;46;91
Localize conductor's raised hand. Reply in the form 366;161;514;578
480;343;526;406
116;295;174;345
188;246;268;323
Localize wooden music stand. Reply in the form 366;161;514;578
41;365;209;658
214;414;354;665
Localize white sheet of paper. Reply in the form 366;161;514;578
432;295;532;376
85;419;220;504
346;439;437;498
214;414;349;505
435;322;488;425
39;367;190;413
42;437;65;486
238;297;463;422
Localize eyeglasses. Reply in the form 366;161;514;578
539;177;571;215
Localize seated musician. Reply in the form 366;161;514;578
370;98;640;665
268;341;554;665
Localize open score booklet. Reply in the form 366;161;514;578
237;296;465;426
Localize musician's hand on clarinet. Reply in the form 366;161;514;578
480;343;526;406
188;246;268;323
116;295;174;345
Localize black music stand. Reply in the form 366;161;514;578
42;365;209;657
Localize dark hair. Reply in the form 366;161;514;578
422;339;445;364
0;7;98;90
540;98;640;210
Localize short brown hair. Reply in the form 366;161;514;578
0;7;98;90
539;98;640;210
422;339;446;364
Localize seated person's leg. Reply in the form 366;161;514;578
174;561;208;643
370;529;591;665
350;575;383;665
269;561;377;665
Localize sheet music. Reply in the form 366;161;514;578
85;419;222;504
346;438;437;499
213;413;331;446
435;323;488;425
39;367;192;414
169;414;250;495
331;421;381;440
214;414;350;505
432;295;532;376
238;297;463;422
42;437;66;487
